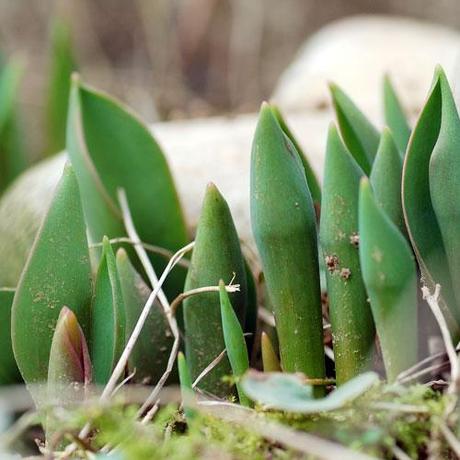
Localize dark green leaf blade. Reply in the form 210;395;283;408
184;183;247;396
0;289;21;384
116;247;173;384
329;83;380;175
91;237;126;385
359;178;418;382
383;75;411;155
0;58;27;191
319;124;375;385
67;76;188;299
12;163;92;386
219;280;251;406
250;103;325;388
370;128;405;233
271;105;322;207
45;19;77;155
430;69;460;316
402;68;460;337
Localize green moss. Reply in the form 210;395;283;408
26;383;455;459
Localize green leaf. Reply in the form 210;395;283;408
116;247;173;384
91;237;126;385
261;331;281;373
241;370;379;413
329;83;380;175
66;75;188;300
370;128;405;233
46;306;91;446
219;280;251;406
12;163;92;387
359;178;418;382
402;68;460;337
250;103;325;390
47;306;92;401
271;105;321;207
383;75;411;155
319;124;375;385
184;183;247;396
177;351;195;420
429;70;460;319
243;259;258;356
45;19;77;155
0;289;21;384
0;58;27;191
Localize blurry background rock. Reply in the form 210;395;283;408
2;0;460;162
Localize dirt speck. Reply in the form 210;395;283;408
340;268;351;280
325;254;339;273
349;233;359;248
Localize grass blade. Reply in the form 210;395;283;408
219;280;251;407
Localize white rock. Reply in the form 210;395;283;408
273;15;460;117
2;15;458;280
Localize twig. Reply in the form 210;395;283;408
324;346;335;362
370;402;429;413
397;361;450;385
192;349;227;389
116;189;193;423
90;236;190;268
421;284;459;392
439;419;460;457
258;308;275;327
61;193;194;458
111;369;137;397
397;349;449;381
102;189;192;403
170;284;240;316
391;445;412;460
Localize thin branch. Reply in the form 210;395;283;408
391;445;412;460
397;360;450;385
111;369;137;397
258;308;275;327
439;420;460;457
397;349;449;381
116;189;194;423
90;236;190;268
171;284;240;315
102;189;193;403
193;349;227;389
422;284;459;393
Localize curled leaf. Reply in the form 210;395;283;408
402;68;460;337
241;370;379;413
48;306;92;399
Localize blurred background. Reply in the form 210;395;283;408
2;0;460;162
